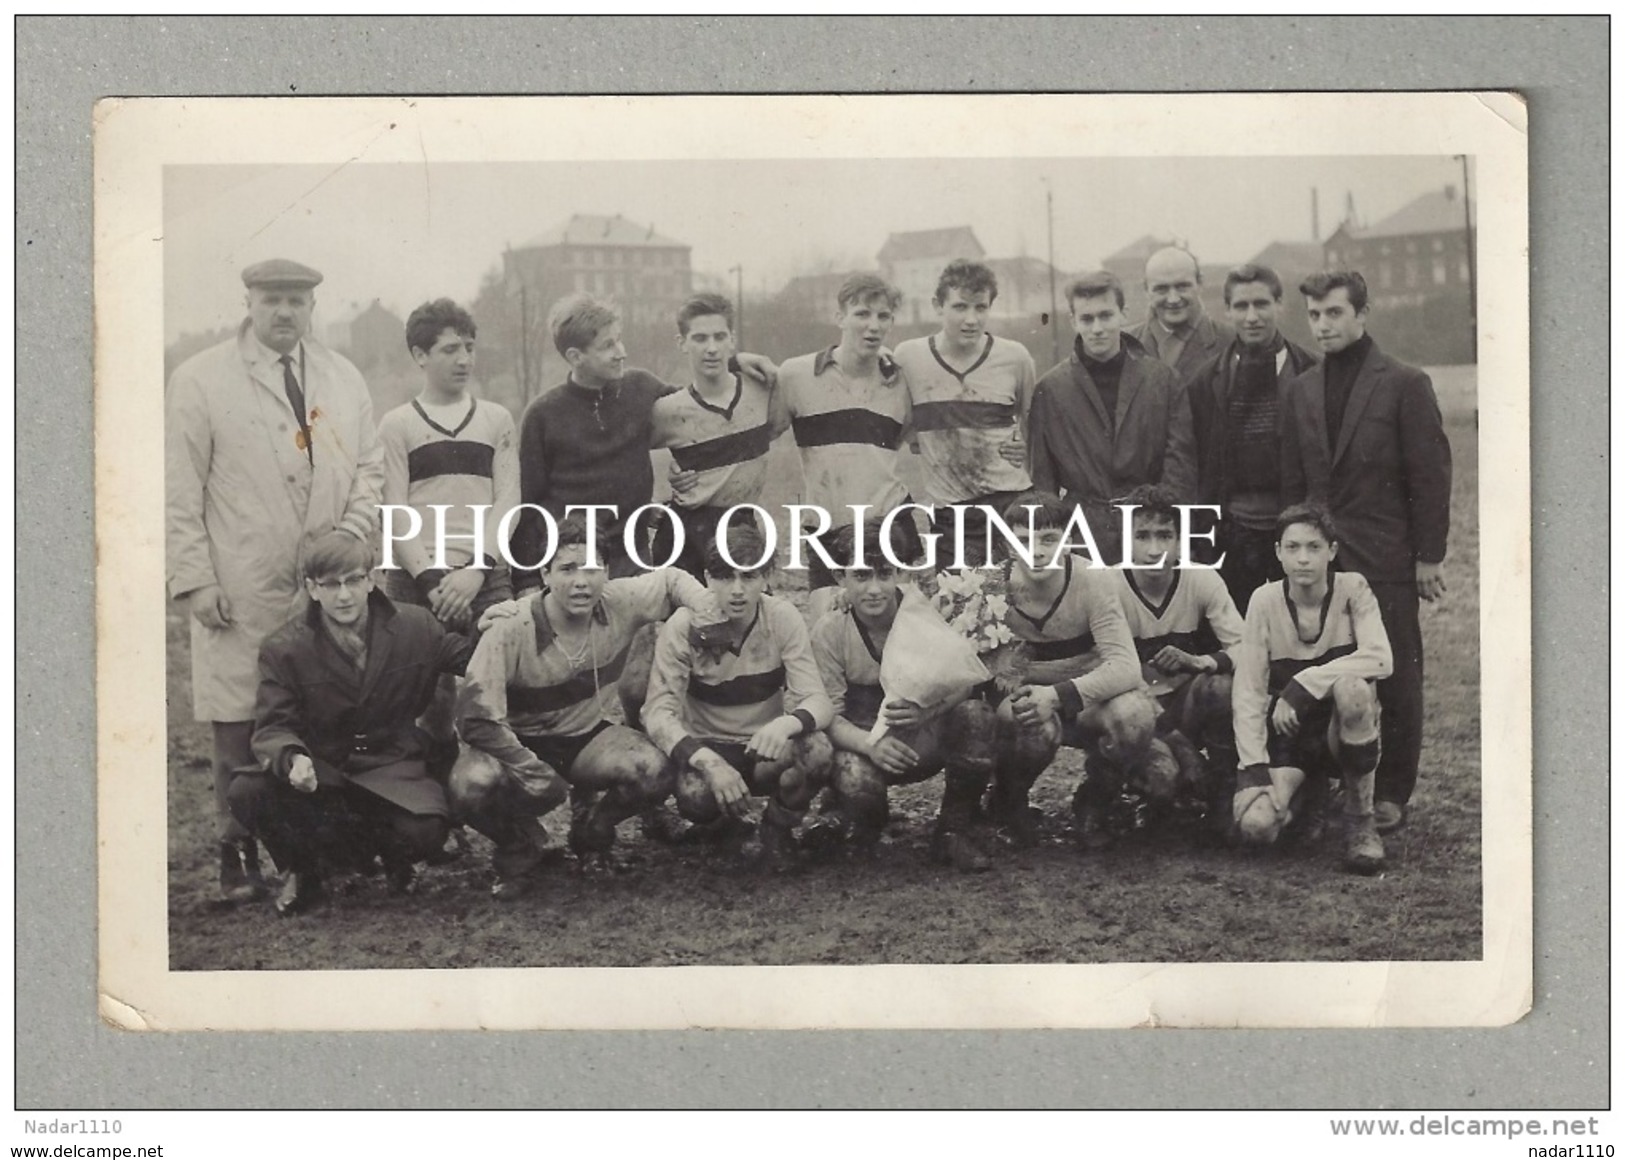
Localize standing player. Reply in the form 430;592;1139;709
1108;485;1245;829
643;524;836;872
378;298;519;630
514;293;778;584
1184;264;1319;611
1281;271;1451;833
1230;504;1393;874
451;516;727;898
809;521;1000;871
1028;271;1195;564
892;259;1034;567
649;293;789;579
986;493;1157;850
778;274;923;619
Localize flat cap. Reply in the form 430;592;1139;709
242;258;323;289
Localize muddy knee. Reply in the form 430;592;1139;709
832;752;888;828
1331;677;1379;734
793;731;835;785
1095;690;1158;767
672;763;722;824
448;747;510;820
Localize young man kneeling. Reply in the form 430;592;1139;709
452;516;726;899
988;492;1158;850
809;521;1000;871
1109;484;1245;832
1231;504;1393;874
228;532;472;916
643;524;836;872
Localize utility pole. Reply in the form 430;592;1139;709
729;264;745;348
1459;155;1478;364
517;282;530;405
1044;178;1061;367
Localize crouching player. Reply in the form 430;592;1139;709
643;524;836;871
809;521;1000;871
988;492;1158;850
1111;484;1245;830
451;516;727;899
1230;504;1393;874
228;532;471;916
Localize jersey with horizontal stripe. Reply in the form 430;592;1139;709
1231;571;1393;770
650;373;789;510
645;593;834;764
893;333;1035;505
378;395;520;574
809;604;894;732
780;346;909;528
1002;556;1144;712
457;569;717;782
1108;567;1245;697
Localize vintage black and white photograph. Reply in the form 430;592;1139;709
95;93;1530;1030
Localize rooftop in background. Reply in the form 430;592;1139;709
517;213;687;250
878;226;985;264
1341;187;1471;238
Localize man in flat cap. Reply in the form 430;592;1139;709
166;259;385;905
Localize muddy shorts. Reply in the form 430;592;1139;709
516;720;613;782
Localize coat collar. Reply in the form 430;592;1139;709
1070;335;1149;430
1299;338;1389;467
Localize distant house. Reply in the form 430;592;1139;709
504;213;693;333
1322;186;1475;364
777;270;869;316
983;256;1063;319
348;299;408;372
878;226;985;324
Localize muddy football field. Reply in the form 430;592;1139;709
167;367;1482;970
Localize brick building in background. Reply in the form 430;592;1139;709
1323;186;1476;365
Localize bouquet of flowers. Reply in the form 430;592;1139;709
925;567;1029;692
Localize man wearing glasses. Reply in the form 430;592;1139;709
227;532;472;916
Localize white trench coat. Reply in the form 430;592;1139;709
166;321;384;721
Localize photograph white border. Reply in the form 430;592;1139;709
95;92;1530;1031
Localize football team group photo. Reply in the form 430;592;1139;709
159;147;1484;973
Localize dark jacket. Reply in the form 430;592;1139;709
1126;312;1237;382
1280;338;1453;583
251;590;472;815
1185;335;1319;508
1029;333;1197;507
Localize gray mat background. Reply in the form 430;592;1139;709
17;16;1605;1110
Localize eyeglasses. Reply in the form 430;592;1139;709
313;573;371;595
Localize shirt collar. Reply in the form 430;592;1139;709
253;332;304;366
531;591;610;652
815;344;900;383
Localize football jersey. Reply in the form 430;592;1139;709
893;333;1035;505
650;374;789;510
1231;572;1394;770
809;603;893;732
1002;555;1143;717
458;569;717;783
1108;567;1244;697
780;346;910;526
645;593;835;768
378;396;520;574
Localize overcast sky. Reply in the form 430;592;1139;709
164;154;1469;342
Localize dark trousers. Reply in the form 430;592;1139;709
1367;579;1424;806
1217;522;1284;614
933;489;1028;568
227;772;447;877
